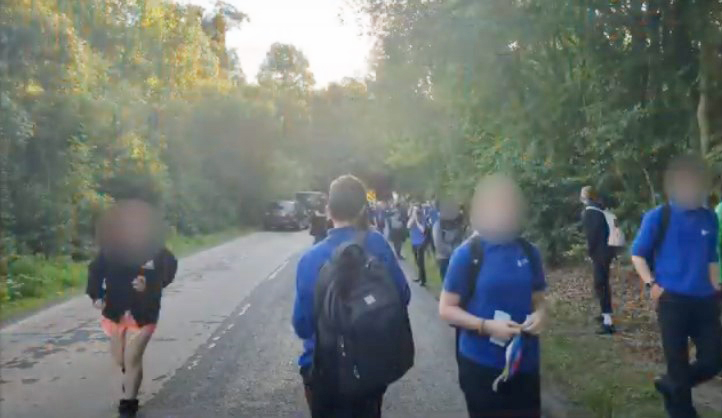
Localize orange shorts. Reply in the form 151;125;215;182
101;312;157;337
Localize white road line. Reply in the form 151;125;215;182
208;343;216;349
226;323;234;331
237;303;251;317
267;259;290;281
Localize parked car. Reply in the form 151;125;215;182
263;200;308;230
295;191;326;214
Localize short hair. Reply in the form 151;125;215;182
664;154;709;191
581;185;597;201
666;154;706;177
328;175;368;222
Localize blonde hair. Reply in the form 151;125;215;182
581;185;597;201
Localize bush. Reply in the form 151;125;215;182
3;255;85;301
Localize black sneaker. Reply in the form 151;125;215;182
654;376;674;412
118;399;139;417
596;324;616;335
655;376;699;418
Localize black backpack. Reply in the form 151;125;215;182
312;232;414;398
454;235;539;359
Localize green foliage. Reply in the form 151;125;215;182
3;255;85;301
0;0;289;257
1;0;397;316
355;0;722;262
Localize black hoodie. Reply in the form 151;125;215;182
582;202;612;261
87;247;178;326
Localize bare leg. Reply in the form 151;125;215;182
122;327;154;399
109;329;126;372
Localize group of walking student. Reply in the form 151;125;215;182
293;174;547;417
84;156;721;418
292;156;722;418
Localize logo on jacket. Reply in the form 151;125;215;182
701;229;710;236
142;259;155;270
517;258;529;268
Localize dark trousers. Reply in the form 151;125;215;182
438;258;450;281
392;239;403;259
657;292;722;417
412;244;427;285
458;356;540;418
301;366;385;418
592;256;613;314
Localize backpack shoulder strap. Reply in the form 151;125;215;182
652;204;671;257
461;235;484;308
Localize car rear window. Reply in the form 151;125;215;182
269;201;295;211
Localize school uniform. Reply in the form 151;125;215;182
582;202;614;317
632;203;722;417
444;238;546;417
292;227;411;417
409;217;427;285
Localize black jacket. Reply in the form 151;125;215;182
582;202;611;261
87;247;178;326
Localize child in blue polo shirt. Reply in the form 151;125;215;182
631;155;722;418
439;175;547;417
408;204;428;286
292;175;411;418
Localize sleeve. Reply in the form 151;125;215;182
86;255;104;301
631;210;658;258
530;245;547;292
708;212;719;263
373;234;411;305
292;253;317;339
160;248;179;287
442;243;473;298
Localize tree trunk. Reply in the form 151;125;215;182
697;42;711;156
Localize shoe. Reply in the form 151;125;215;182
655;376;699;418
118;399;139;417
654;376;674;411
596;324;616;335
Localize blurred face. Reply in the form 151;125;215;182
471;175;526;242
97;200;164;265
666;169;706;208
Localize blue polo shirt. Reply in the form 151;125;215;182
292;227;411;368
409;222;425;246
631;204;718;297
444;238;546;372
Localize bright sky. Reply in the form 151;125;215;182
178;0;374;87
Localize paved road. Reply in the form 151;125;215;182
0;231;466;418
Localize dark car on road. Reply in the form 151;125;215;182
263;200;308;230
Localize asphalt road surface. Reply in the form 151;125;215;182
0;231;467;418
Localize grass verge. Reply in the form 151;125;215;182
1;227;250;323
542;266;720;417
